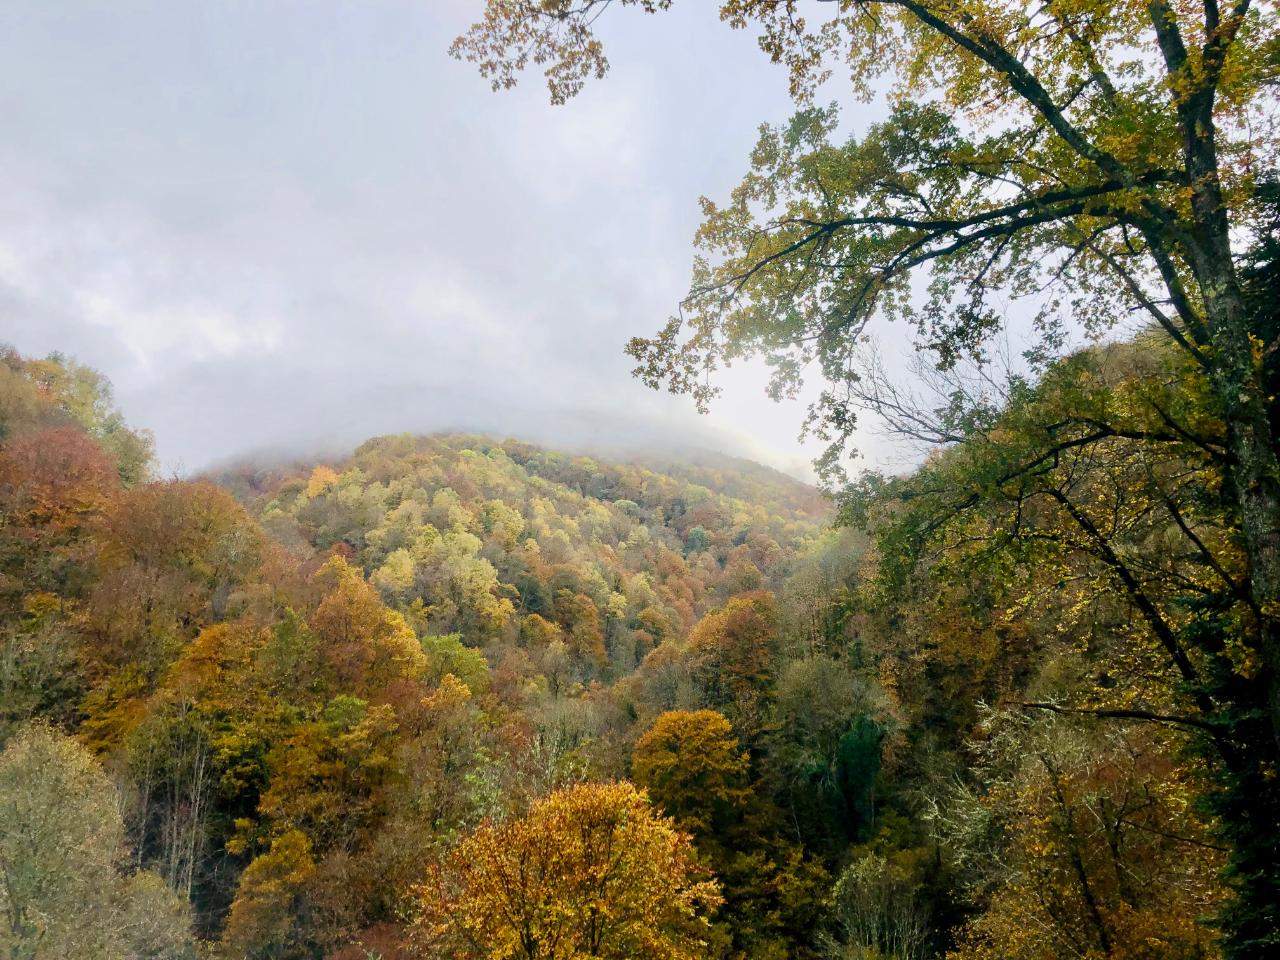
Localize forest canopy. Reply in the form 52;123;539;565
0;305;1265;959
453;2;1280;957
1;0;1277;956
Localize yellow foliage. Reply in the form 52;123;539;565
305;465;340;498
413;780;721;960
222;829;316;958
632;709;749;834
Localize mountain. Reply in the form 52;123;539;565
2;343;1235;960
214;432;829;675
0;348;861;957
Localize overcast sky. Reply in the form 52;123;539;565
0;0;902;481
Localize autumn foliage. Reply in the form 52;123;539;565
0;341;1254;960
632;709;749;834
412;781;721;960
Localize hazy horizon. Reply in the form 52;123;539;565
0;0;912;483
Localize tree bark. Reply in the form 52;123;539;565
1180;90;1280;747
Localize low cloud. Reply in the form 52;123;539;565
0;0;891;482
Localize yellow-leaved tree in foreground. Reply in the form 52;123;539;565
411;780;721;960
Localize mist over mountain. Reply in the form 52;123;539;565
3;0;1278;955
0;0;839;482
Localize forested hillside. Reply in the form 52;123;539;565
5;0;1278;954
2;346;870;959
448;1;1280;956
2;305;1253;960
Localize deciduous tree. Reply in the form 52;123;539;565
458;5;1280;952
633;709;750;834
0;723;194;960
413;780;721;960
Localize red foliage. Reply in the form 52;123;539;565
0;425;117;536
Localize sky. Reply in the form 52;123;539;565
0;0;901;481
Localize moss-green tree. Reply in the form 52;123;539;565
0;724;194;960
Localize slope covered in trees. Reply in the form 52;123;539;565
219;431;830;678
454;2;1280;957
1;321;1252;960
2;346;865;958
4;0;1275;952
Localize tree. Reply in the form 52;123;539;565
254;698;401;853
0;723;193;960
126;701;214;902
85;479;266;685
459;0;1279;714
0;425;117;609
631;713;830;959
308;556;427;693
0;594;81;741
768;657;884;850
687;591;779;741
822;854;930;960
221;830;316;960
458;4;1280;953
930;709;1224;960
633;709;750;834
845;334;1280;951
413;780;721;960
78;480;270;751
555;589;608;670
0;347;153;485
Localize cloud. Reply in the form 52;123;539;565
0;0;893;483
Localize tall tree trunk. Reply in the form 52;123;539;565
1184;99;1280;746
1176;86;1280;960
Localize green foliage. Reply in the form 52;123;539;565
420;631;490;692
0;346;153;484
3;337;1263;959
768;656;883;850
232;434;826;680
0;347;847;957
458;10;1280;951
823;853;930;960
0;723;194;960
